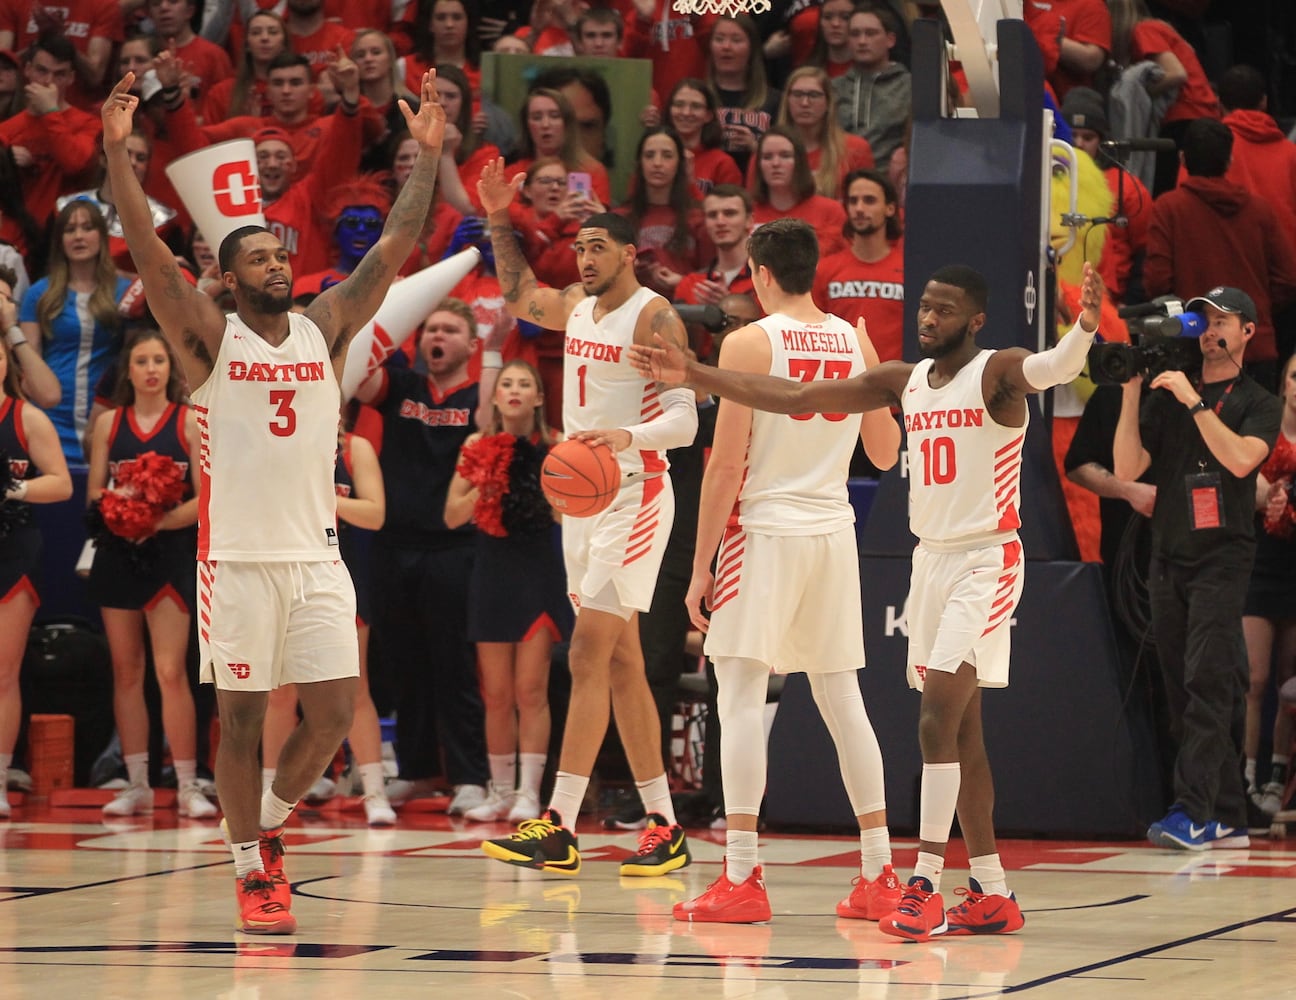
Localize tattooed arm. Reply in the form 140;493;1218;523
477;156;583;330
308;70;447;363
101;75;224;386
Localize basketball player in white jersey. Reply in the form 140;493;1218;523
474;157;699;878
101;71;447;933
672;218;902;924
635;261;1105;939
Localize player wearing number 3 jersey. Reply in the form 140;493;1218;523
632;259;1107;939
102;67;450;933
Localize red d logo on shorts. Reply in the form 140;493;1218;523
229;663;251;680
211;162;262;217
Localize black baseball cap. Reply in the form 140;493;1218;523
1186;286;1257;324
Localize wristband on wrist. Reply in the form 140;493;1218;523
6;325;24;348
1188;399;1208;415
6;479;27;502
481;350;503;369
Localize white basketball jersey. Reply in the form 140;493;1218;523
193;312;341;561
563;285;670;479
740;312;865;535
903;350;1026;547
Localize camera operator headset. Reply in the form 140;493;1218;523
1112;285;1282;849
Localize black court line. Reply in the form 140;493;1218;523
0;860;231;900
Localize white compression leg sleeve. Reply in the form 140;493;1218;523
808;671;886;816
713;656;772;818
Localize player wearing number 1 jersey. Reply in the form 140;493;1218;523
102;69;448;934
633;261;1106;939
674;218;902;924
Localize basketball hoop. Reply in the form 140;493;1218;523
672;0;772;15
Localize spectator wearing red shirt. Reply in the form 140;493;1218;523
284;0;355;78
430;65;499;216
809;0;858;80
1214;64;1296;242
0;0;121;108
0;37;99;226
618;128;711;300
813;168;904;363
574;6;622;58
1110;0;1220;196
509;88;611;205
392;130;463;278
622;0;714;108
773;65;873;199
401;0;481;98
148;0;233;105
1144;119;1296;387
750;127;847;258
203;9;290;124
675;183;759;362
663;78;742;196
1024;0;1111;100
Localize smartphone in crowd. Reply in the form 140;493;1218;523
567;172;593;198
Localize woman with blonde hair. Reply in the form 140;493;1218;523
352;27;419;172
775;66;874;199
17;199;130;462
446;359;568;822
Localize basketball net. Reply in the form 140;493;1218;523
672;0;772;15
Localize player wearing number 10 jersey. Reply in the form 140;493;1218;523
631;260;1107;939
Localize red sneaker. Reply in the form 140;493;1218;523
945;878;1025;936
673;865;772;924
836;863;903;920
878;876;947;942
235;873;297;934
258;825;292;911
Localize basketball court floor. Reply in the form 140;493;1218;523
2;798;1294;999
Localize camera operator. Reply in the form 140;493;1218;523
1113;286;1282;850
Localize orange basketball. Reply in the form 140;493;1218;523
541;439;621;517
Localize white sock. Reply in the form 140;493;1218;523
488;752;517;791
518;753;546;800
260;786;296;830
1245;757;1257;791
359;762;386;799
124;752;149;789
233;840;263;878
547;771;589;825
174;759;197;790
726;829;759;884
261;767;276;793
636;773;677;826
913;850;945;892
859;827;891;880
969;853;1008;897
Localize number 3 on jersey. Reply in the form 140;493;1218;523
269;389;296;437
787;359;849;422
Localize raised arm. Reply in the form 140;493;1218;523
629;331;907;415
102;75;226;385
992;262;1104;400
478;157;583;330
306;70;446;363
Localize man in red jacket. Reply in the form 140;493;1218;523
1144;118;1296;391
1216;65;1296;240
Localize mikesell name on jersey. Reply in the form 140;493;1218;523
227;361;328;382
904;407;986;431
780;329;854;353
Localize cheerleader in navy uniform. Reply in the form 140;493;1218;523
85;329;215;819
0;332;73;818
446;359;569;823
262;425;398;827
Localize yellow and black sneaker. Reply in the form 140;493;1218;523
481;808;581;875
620;813;692;877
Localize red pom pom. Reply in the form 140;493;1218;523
457;433;516;537
101;451;188;540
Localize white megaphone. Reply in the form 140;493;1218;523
164;139;264;254
341;247;482;400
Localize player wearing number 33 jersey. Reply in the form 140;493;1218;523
193;311;341;562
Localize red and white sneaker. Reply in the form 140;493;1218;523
836;863;902;920
945;878;1025;936
673;865;772;924
879;876;947;942
258;825;292;912
235;873;296;934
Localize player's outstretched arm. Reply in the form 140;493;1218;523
854;319;900;470
998;262;1105;398
102;74;226;385
478;157;579;330
308;70;446;360
629;331;904;415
